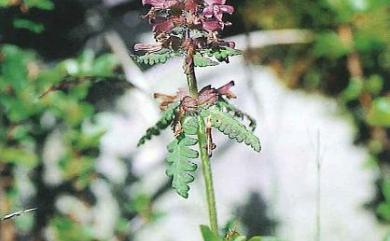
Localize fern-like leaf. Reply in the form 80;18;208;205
166;115;199;198
201;106;261;152
194;53;219;67
137;102;179;146
216;98;257;131
207;47;242;62
134;49;176;65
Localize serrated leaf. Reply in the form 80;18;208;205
217;99;257;131
137;102;179;146
134;49;175;65
194;54;219;67
201;106;261;152
208;47;242;62
183;115;199;135
166;130;199;198
200;225;222;241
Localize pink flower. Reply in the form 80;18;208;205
142;0;178;8
203;0;234;21
134;43;163;52
202;19;223;32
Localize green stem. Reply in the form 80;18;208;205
197;117;219;234
185;55;219;234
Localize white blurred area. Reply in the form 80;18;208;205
95;32;387;241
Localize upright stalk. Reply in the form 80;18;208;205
185;56;219;234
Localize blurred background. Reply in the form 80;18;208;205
0;0;390;241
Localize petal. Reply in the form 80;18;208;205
217;80;236;99
153;19;175;33
218;4;234;14
142;0;178;8
202;6;214;18
133;43;162;52
202;20;223;31
204;0;226;5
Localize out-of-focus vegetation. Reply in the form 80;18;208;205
0;1;163;241
238;0;390;223
1;0;390;240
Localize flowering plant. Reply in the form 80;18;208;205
135;0;261;239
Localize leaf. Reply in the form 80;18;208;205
201;106;261;152
208;47;242;62
247;237;262;241
13;19;45;33
194;53;219;67
166;132;199;198
366;97;390;127
200;225;221;241
217;98;257;131
232;236;247;241
137;102;180;146
134;49;176;65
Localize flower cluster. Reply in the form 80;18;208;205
134;0;235;53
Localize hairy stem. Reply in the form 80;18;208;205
185;55;219;234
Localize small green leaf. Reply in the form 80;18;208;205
166;130;199;198
217;99;257;131
134;49;176;65
208;47;242;62
200;225;221;241
183;115;199;135
13;19;45;33
138;102;180;146
194;54;219;67
247;237;262;241
366;97;390;127
201;106;261;152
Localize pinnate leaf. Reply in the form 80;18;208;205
201;106;261;152
194;53;219;67
166;115;199;198
207;47;242;62
134;49;175;65
137;102;179;146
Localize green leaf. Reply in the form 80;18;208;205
13;19;45;33
247;237;262;241
194;53;219;67
210;47;242;62
134;49;176;65
231;236;246;241
217;99;257;131
166;132;199;198
366;97;390;127
24;0;54;10
201;106;261;152
137;102;180;146
200;225;221;241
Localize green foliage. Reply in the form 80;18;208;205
166;115;199;198
194;53;219;67
367;97;390;127
201;106;261;152
313;31;351;59
137;102;180;146
205;47;242;62
200;225;276;241
217;99;257;131
134;49;176;65
200;225;221;241
51;216;95;241
0;0;54;9
13;18;45;33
